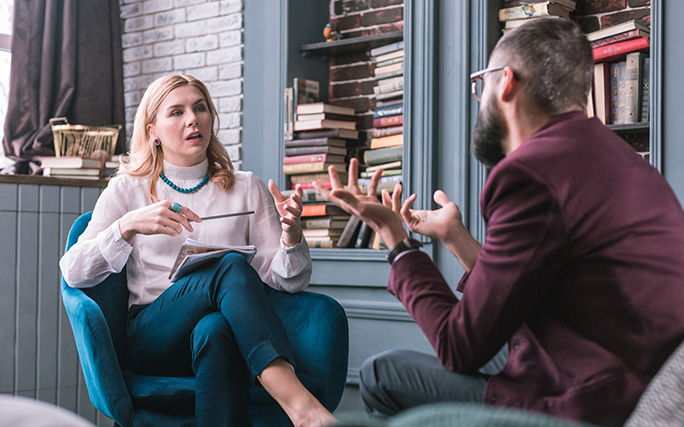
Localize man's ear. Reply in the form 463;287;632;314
500;66;517;102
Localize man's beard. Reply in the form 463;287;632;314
472;96;507;167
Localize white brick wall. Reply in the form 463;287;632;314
120;0;244;168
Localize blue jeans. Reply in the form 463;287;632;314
126;253;294;426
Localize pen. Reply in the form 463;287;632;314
199;210;255;221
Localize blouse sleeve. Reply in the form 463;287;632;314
247;173;312;293
59;177;134;288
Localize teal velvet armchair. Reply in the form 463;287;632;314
60;211;349;426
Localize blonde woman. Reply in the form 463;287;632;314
60;75;336;427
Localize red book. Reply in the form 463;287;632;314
302;204;346;217
373;114;404;128
283;153;345;165
294;181;332;190
593;36;649;62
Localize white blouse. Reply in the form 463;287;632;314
60;159;312;306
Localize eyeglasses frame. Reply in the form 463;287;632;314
470;66;506;102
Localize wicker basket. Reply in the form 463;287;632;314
49;117;121;159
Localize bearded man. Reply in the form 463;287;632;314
316;17;684;427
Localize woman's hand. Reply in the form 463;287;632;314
268;180;303;247
118;200;201;244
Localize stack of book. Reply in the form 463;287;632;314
372;41;404;104
586;20;650;126
499;0;576;34
284;102;358;189
298;201;351;248
41;156;104;180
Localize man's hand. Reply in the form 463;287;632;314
383;186;463;245
314;158;408;248
268;180;303;247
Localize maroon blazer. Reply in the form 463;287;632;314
389;112;684;426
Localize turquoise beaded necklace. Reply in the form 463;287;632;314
160;172;209;193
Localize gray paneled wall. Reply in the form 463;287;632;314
0;181;110;426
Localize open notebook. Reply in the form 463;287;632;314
169;238;257;283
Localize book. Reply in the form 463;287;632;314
169;238;257;282
375;98;403;110
373;115;404;128
285;145;347;156
306;239;338;248
502;0;576;9
364;145;403;166
296;112;356;121
374;105;403;118
591;29;650;48
374;49;404;63
283;153;346;165
370;41;404;57
358;175;403;185
302;203;347;217
301;216;350;229
586;86;595;119
43;173;102;180
375;90;404;101
293;78;320;118
374;62;404;77
586;20;650;43
375;56;404;68
593;36;649;63
294;181;332;190
370;229;385;250
366;160;402;173
282;188;327;202
294;119;357;131
498;2;571;21
302;228;344;238
285;86;294;140
285;137;347;148
360;169;402;178
372;125;403;138
370;133;403;149
374;77;404;94
375;69;404;82
640;57;650;123
283;161;347;175
43;167;102;177
336;216;362;248
293;128;359;140
593;62;611;124
296;102;355;116
354;222;372;248
610;61;625;124
290;172;346;184
40;156;102;169
622;52;645;124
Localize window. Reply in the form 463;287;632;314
0;0;13;167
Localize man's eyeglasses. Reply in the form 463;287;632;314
470;66;506;102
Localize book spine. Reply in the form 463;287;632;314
283;153;341;165
294;181;332;190
373;115;404;128
354;222;372;248
610;61;624;124
374;105;404;118
372;125;403;138
375;57;404;68
366;161;402;173
622;52;642;124
592;36;650;62
499;3;553;21
282;188;327;202
285;146;345;156
370;41;404;57
302;204;329;217
308;240;337;249
591;30;644;48
364;146;403;166
301;218;333;228
640;57;650;122
290;173;338;184
374;63;404;77
370;133;404;149
360;169;402;178
336;216;361;248
282;162;329;174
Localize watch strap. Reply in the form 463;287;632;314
387;238;423;264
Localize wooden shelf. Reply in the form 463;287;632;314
299;31;403;57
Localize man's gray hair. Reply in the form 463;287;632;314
490;17;594;114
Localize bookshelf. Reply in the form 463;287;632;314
298;31;403;57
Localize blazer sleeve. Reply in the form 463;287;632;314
388;160;566;373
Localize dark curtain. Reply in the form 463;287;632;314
2;0;126;174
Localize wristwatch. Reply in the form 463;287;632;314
387;237;423;264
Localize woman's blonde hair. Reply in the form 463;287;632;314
121;75;235;201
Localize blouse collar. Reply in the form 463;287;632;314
163;158;209;180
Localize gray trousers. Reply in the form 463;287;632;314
359;346;508;418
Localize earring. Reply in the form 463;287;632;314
154;137;161;146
